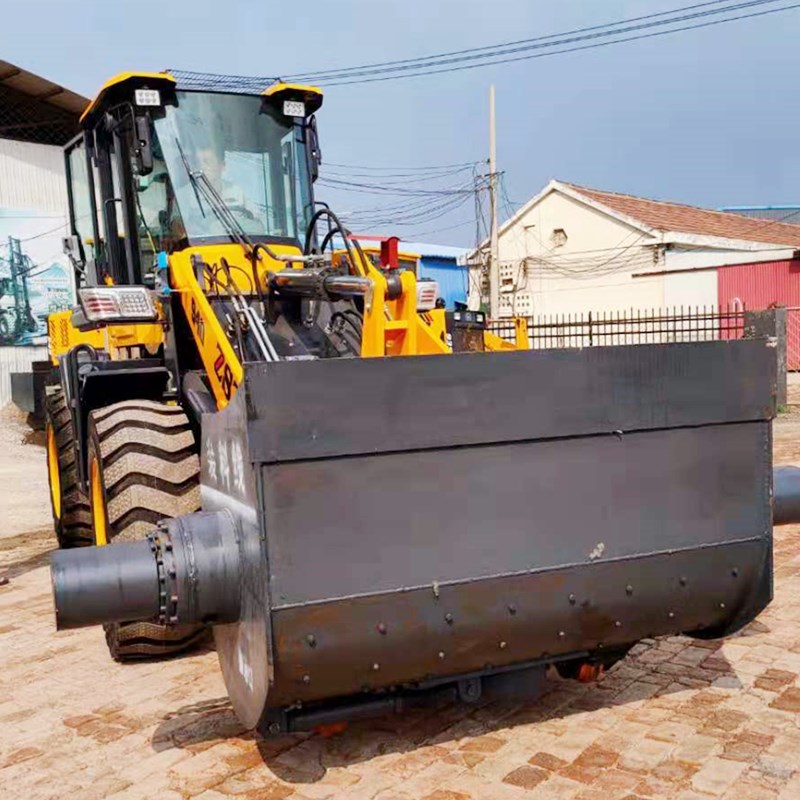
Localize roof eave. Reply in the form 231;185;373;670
658;231;799;251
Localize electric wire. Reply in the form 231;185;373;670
291;0;756;81
301;2;800;85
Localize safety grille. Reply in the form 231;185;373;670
167;70;280;95
0;83;79;146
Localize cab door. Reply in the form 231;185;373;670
64;133;102;286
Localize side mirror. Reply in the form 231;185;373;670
307;115;321;182
62;234;82;261
133;115;154;176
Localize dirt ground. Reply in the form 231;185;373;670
3;403;800;800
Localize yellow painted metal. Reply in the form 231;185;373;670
81;71;176;122
333;246;449;357
514;317;530;350
263;82;323;97
416;309;450;355
47;310;165;365
263;82;324;113
483;330;517;351
483;318;531;352
167;241;311;408
361;270;431;357
46;423;61;520
360;278;386;358
90;456;108;546
168;246;247;409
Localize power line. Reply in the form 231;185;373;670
294;0;778;82
323;160;479;172
405;215;480;239
321;166;477;185
16;219;69;243
319;165;487;233
317;176;477;197
305;2;799;86
174;2;791;88
293;0;740;81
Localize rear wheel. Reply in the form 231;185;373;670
87;399;208;661
44;386;92;548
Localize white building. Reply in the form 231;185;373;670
0;60;86;405
470;179;800;318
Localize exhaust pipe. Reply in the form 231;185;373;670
51;511;242;631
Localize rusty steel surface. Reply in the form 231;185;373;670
268;539;769;708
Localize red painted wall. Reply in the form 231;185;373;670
717;258;800;368
717;258;800;309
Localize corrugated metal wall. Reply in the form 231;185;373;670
418;256;468;308
717;258;800;368
0;138;68;213
717;258;800;309
0;346;47;407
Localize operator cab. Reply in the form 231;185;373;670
64;72;322;289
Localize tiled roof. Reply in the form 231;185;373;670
564;182;800;247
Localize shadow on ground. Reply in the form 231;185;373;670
0;528;57;582
150;633;749;784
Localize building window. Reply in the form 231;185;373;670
551;228;568;247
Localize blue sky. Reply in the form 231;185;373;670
3;0;799;245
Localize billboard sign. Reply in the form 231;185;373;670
0;209;74;346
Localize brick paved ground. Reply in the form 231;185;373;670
2;405;800;800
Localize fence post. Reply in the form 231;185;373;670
744;308;787;407
588;311;593;347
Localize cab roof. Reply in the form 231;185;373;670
81;70;322;125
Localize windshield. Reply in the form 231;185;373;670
154;91;312;244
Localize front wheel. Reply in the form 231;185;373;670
44;386;92;548
87;399;209;661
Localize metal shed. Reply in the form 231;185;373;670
400;241;469;308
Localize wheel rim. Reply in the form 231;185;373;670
90;456;108;546
46;423;61;520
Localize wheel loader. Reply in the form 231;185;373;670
47;70;797;733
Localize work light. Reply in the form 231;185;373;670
78;287;158;323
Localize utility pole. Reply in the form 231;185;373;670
488;84;500;319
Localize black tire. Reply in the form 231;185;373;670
44;386;93;548
87;399;208;661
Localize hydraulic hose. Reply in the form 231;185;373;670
303;207;364;277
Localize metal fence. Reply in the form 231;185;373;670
488;305;747;350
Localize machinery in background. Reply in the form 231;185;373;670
0;237;37;344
